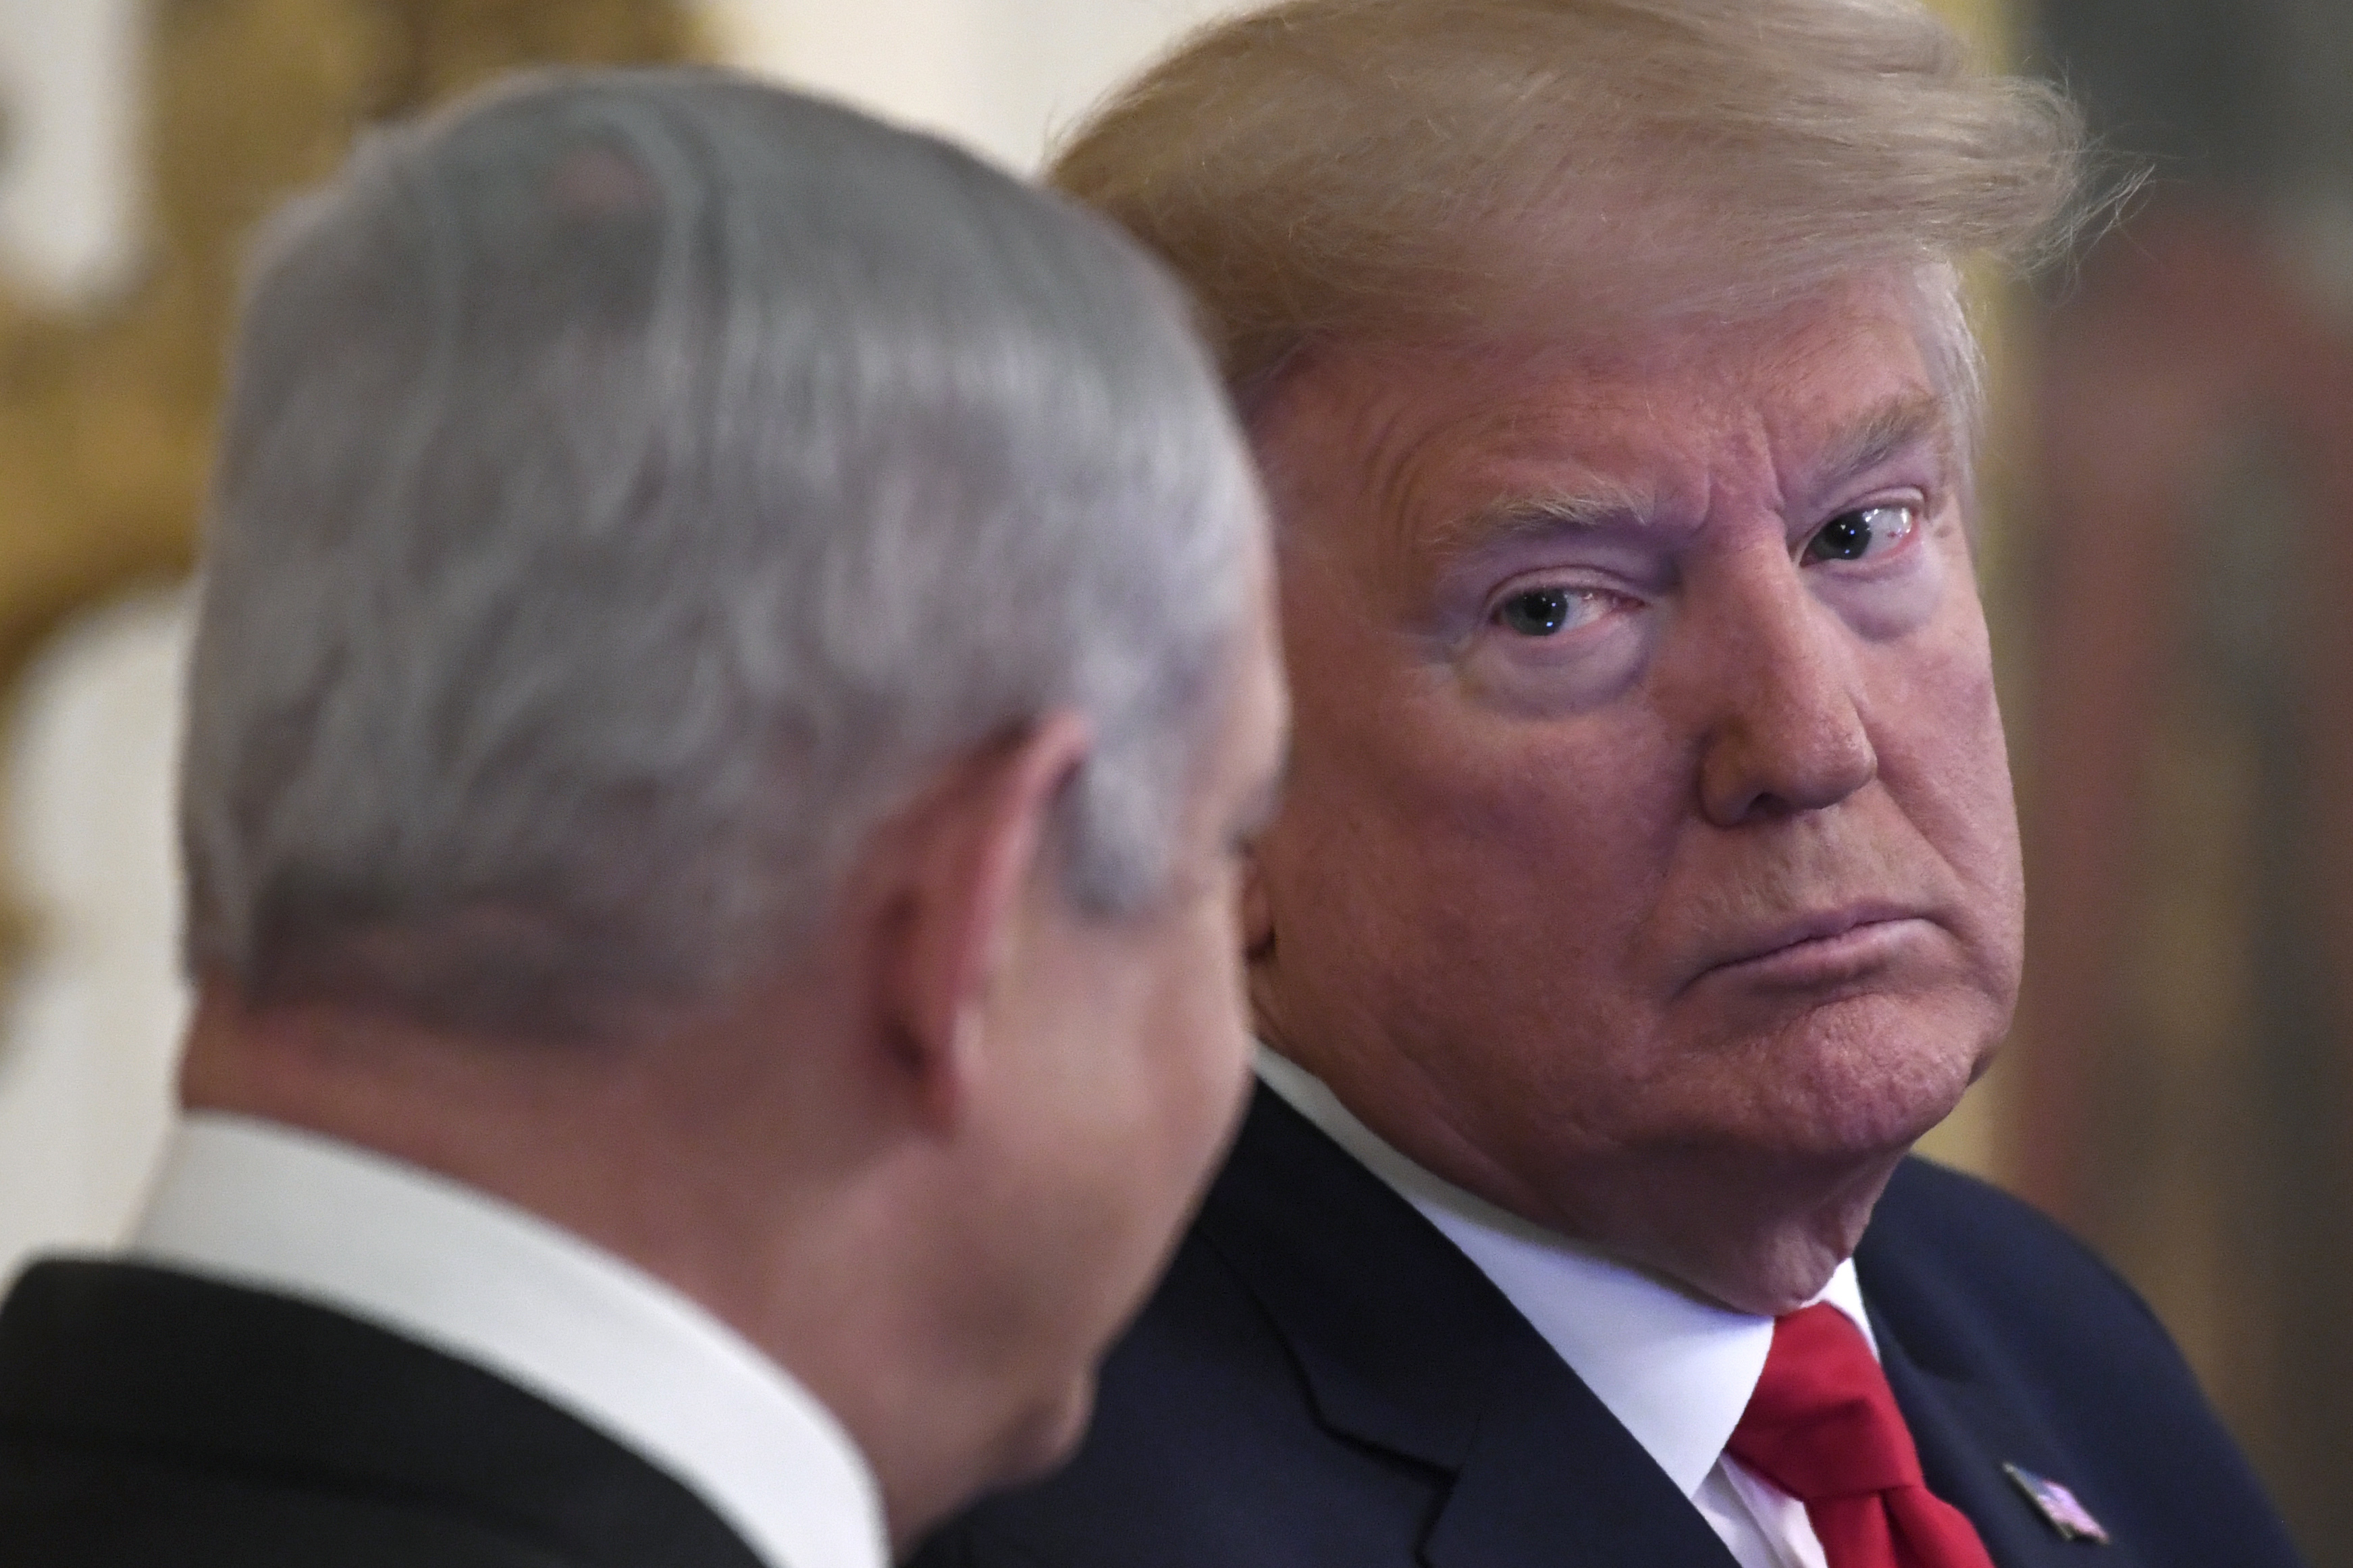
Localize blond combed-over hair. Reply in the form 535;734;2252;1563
1051;0;2089;394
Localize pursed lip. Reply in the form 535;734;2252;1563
1687;901;1934;991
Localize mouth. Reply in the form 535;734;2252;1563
1694;903;1936;992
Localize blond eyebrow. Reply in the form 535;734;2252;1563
1422;391;1951;564
1425;477;1655;562
1812;391;1953;495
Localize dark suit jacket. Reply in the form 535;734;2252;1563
914;1086;2306;1568
0;1259;767;1568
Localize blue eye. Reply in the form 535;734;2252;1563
1498;588;1575;637
1805;504;1915;564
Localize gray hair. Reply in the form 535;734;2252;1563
180;67;1263;1036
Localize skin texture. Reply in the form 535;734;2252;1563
1246;271;2024;1316
180;548;1289;1546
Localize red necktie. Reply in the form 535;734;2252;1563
1724;1304;1997;1568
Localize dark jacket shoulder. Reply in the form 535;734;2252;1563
917;1091;2306;1568
1857;1159;2304;1568
915;1088;1732;1568
0;1259;766;1568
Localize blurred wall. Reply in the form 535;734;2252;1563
2007;1;2353;1556
0;591;186;1278
0;0;169;1288
0;0;144;307
704;0;1244;173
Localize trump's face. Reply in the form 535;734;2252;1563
1246;271;2024;1312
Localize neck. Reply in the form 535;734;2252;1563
175;982;1004;1546
1261;1033;1904;1317
1522;1143;1905;1316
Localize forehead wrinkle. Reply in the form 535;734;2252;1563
1354;381;1541;573
1358;390;1438;562
1385;358;1691;569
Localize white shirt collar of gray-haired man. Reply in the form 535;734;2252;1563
0;65;1286;1568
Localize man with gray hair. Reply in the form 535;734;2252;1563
0;67;1285;1568
912;2;2308;1567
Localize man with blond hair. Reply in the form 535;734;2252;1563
912;2;2307;1566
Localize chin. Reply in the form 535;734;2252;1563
1733;990;1994;1159
990;1375;1098;1490
1728;1227;1869;1318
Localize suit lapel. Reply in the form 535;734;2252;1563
1199;1088;1741;1567
1419;1347;1747;1568
1873;1301;2144;1568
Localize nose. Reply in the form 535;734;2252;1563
1680;550;1878;827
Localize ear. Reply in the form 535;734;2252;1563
868;711;1094;1135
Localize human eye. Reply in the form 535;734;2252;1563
1459;572;1649;710
1491;585;1622;638
1801;503;1917;566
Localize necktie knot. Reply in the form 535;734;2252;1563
1723;1303;1997;1568
1727;1303;1922;1499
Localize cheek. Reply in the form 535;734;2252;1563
976;902;1253;1390
1082;892;1257;1241
1142;901;1257;1158
1454;614;1656;717
990;1384;1099;1490
1000;900;1247;1226
1866;584;2026;988
1820;518;1954;643
1265;664;1689;1052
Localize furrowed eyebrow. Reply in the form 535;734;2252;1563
1427;479;1654;562
1812;391;1953;496
1422;393;1950;566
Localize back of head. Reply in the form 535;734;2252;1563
182;67;1261;1037
1053;0;2090;394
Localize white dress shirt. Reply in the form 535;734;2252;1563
126;1112;889;1568
1258;1051;1875;1568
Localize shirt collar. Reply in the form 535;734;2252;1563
1254;1048;1874;1499
129;1111;889;1568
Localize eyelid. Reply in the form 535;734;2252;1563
1478;576;1641;647
1798;493;1925;564
1481;562;1645;614
1835;482;1930;524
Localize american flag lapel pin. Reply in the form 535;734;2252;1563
2002;1462;2113;1545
